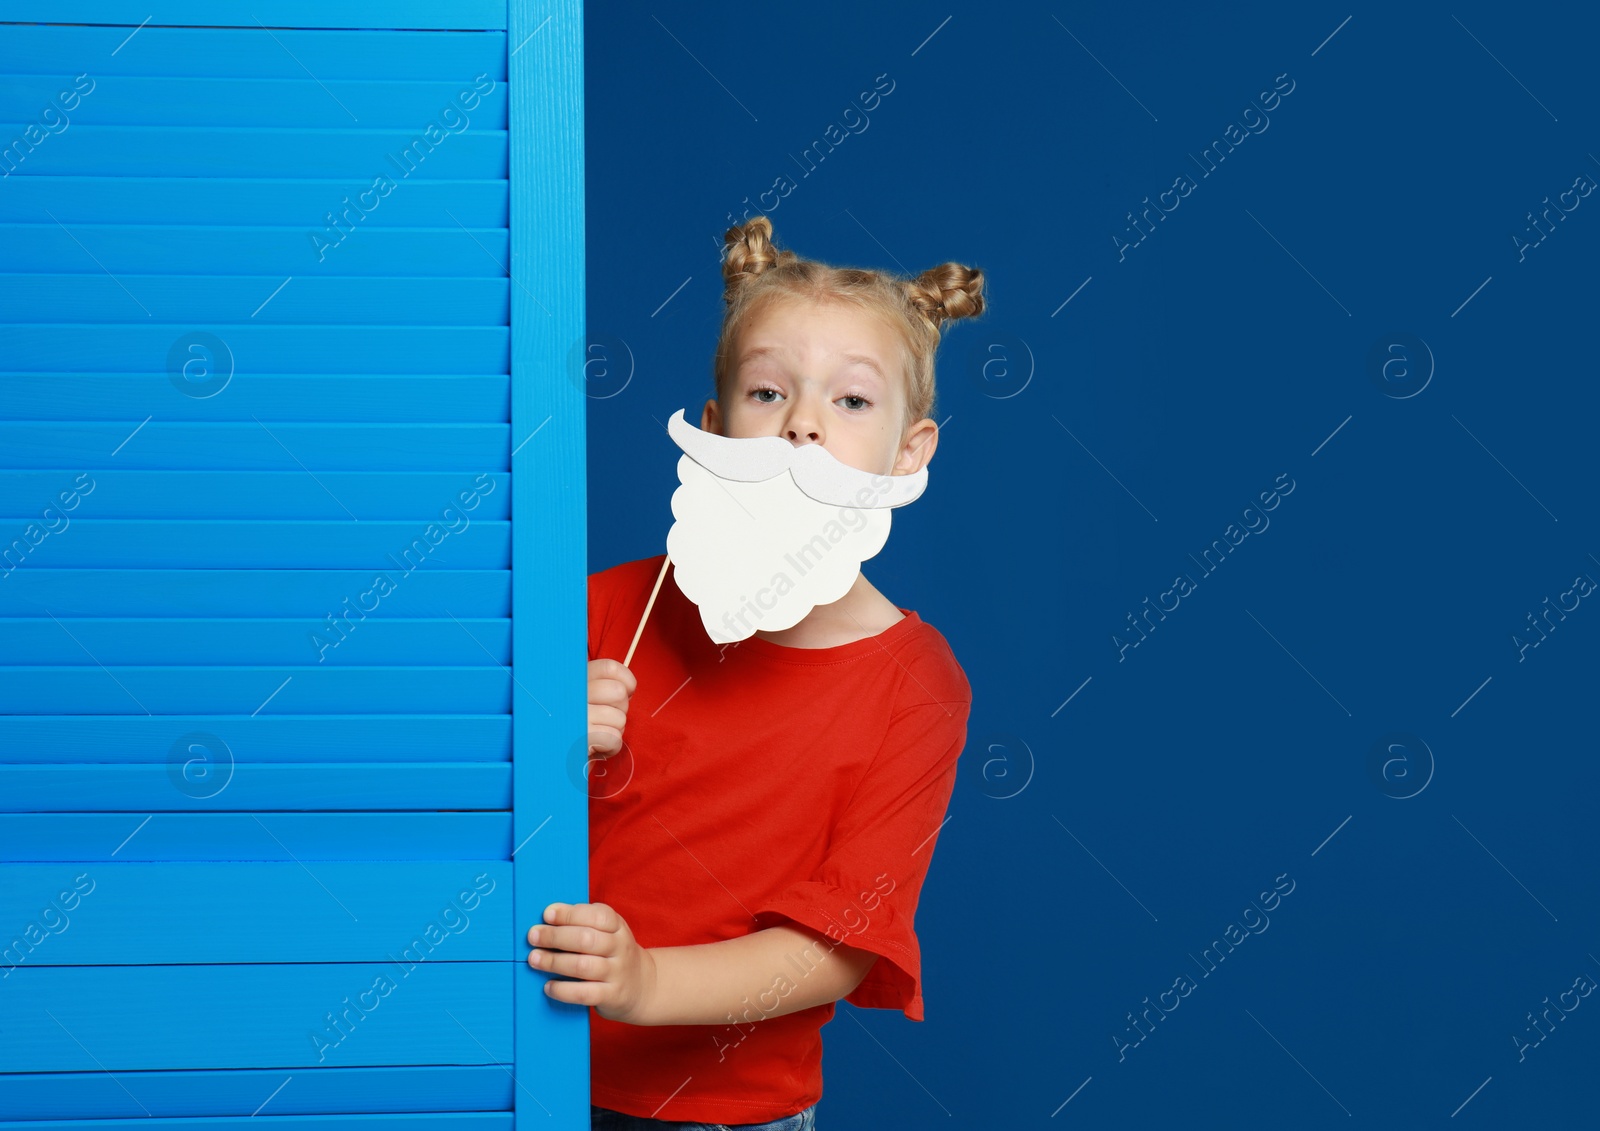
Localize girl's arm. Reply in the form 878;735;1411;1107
528;901;878;1025
640;923;878;1025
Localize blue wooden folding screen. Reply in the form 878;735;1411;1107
0;3;586;1126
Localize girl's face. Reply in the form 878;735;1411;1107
701;296;938;478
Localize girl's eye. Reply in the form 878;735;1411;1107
744;385;874;411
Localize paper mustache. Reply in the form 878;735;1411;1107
624;409;930;655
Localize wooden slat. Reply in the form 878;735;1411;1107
0;1065;512;1123
0;570;509;617
0;376;510;422
0;27;507;80
0;615;439;660
0;473;510;517
2;327;509;374
506;0;588;1120
5;619;510;666
0;2;509;30
0;522;510;569
0;1116;511;1131
0;715;511;764
0;668;510;715
0;277;508;324
0;862;511;961
1;763;511;811
0;177;508;227
5;126;508;179
0;813;512;862
1;962;513;1071
0;76;509;129
1;232;510;279
0;424;507;469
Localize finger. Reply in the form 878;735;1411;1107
588;678;632;708
587;726;621;759
543;901;623;933
587;703;626;732
527;946;608;980
590;660;637;696
607;661;637;695
529;921;616;957
542;974;604;1007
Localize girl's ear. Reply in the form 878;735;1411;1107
895;417;940;476
700;398;722;435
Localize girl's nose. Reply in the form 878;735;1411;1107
782;397;823;446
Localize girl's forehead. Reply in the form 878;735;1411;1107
727;296;917;410
742;298;901;354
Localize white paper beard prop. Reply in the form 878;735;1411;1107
664;408;929;644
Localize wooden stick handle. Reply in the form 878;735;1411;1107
623;554;671;668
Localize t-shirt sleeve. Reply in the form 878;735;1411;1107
749;655;971;1021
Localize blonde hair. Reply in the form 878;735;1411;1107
713;216;986;437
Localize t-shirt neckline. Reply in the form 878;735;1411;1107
730;607;924;665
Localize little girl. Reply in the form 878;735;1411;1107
530;216;984;1129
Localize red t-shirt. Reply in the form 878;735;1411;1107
585;553;972;1123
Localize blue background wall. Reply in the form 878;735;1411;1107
584;1;1598;1125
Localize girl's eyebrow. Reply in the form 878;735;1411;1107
739;345;885;383
837;353;886;381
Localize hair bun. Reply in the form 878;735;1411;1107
904;263;986;330
721;216;798;304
